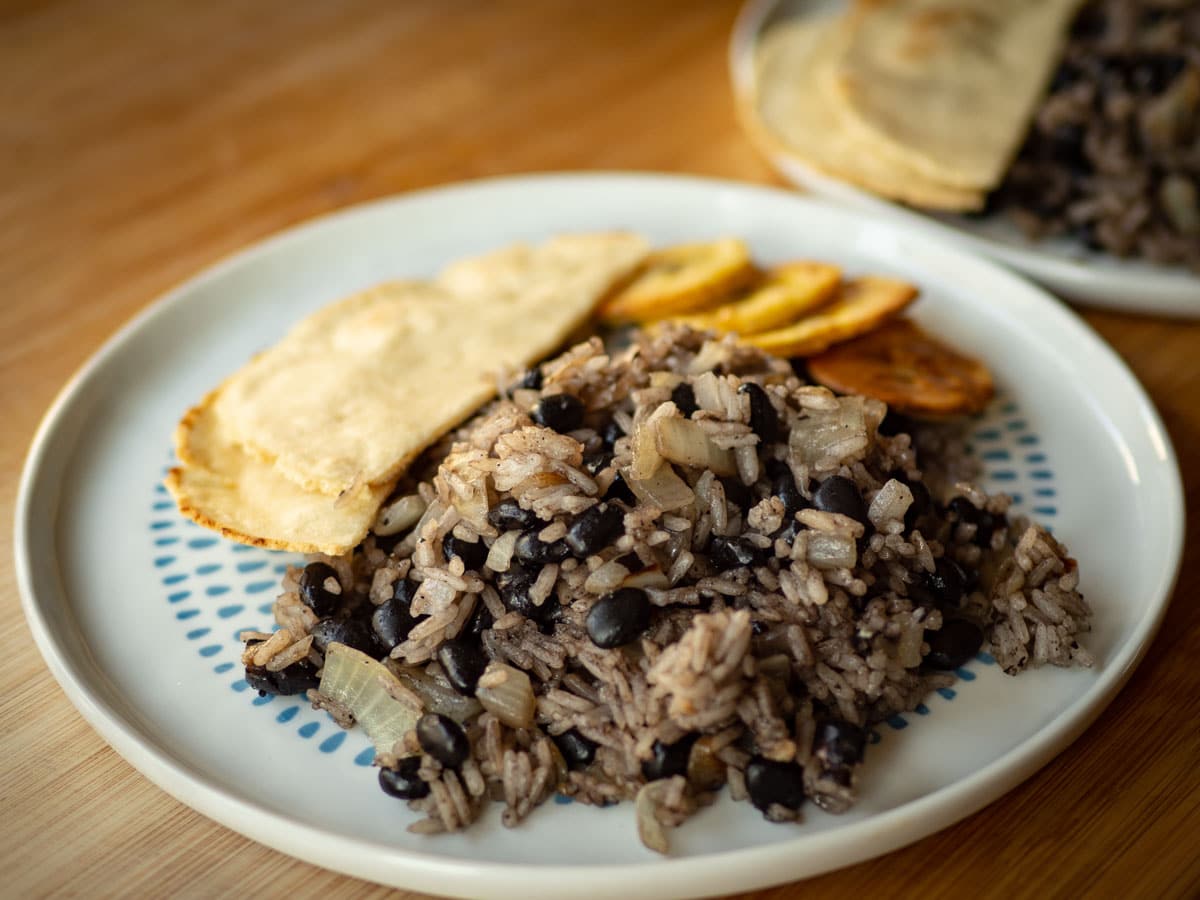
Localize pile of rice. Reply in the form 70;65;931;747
993;0;1200;269
245;325;1091;847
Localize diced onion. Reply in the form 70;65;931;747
686;736;727;792
452;484;490;532
635;781;670;854
691;371;723;413
476;661;536;729
389;661;483;722
374;494;427;536
654;417;737;476
788;396;868;468
319;643;421;753
630;418;665;481
622;464;694;511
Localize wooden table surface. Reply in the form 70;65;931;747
3;2;1199;897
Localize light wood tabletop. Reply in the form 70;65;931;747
3;1;1199;897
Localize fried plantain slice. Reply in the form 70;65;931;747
598;238;757;323
744;275;917;358
673;261;842;335
806;317;994;416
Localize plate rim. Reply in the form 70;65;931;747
727;0;1200;317
14;171;1186;898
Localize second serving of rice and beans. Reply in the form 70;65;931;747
993;0;1200;270
240;324;1091;850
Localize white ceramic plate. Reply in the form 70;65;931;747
16;173;1183;899
729;0;1200;317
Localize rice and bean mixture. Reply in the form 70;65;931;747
241;325;1091;846
992;0;1200;270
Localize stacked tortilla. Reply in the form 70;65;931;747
166;234;649;556
747;0;1084;211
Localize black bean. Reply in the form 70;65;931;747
416;713;471;769
585;588;652;649
812;475;870;528
392;578;415;605
582;449;612;477
514;529;571;566
495;564;533;599
244;659;320;696
565;503;624;558
304;619;343;652
371;586;423;651
973;511;998;546
767;460;806;517
497;564;561;630
613;552;643;571
745;757;805;812
553;729;598;770
812;720;865;770
924;619;984;670
604;470;636;504
532;393;585;433
641;734;697;781
310;616;381;657
600;419;625;449
806;720;864;796
499;580;534;619
788;358;811;382
948;497;1004;547
437;639;488;696
1047;123;1087;170
442;533;488;571
877;410;916;437
298;562;342;617
1068;5;1104;38
1130;55;1185;93
739;382;780;443
671;383;698;418
371;530;404;556
378;756;429;800
523;593;562;632
517;367;543;391
487;499;539;531
1048;61;1079;93
708;534;769;571
242;664;275;696
922;557;968;610
465;601;494;639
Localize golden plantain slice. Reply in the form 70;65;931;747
598;238;757;323
806;317;994;416
744;275;917;358
673;261;842;335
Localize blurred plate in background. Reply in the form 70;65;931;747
729;0;1200;317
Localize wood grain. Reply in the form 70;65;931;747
2;1;1198;897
